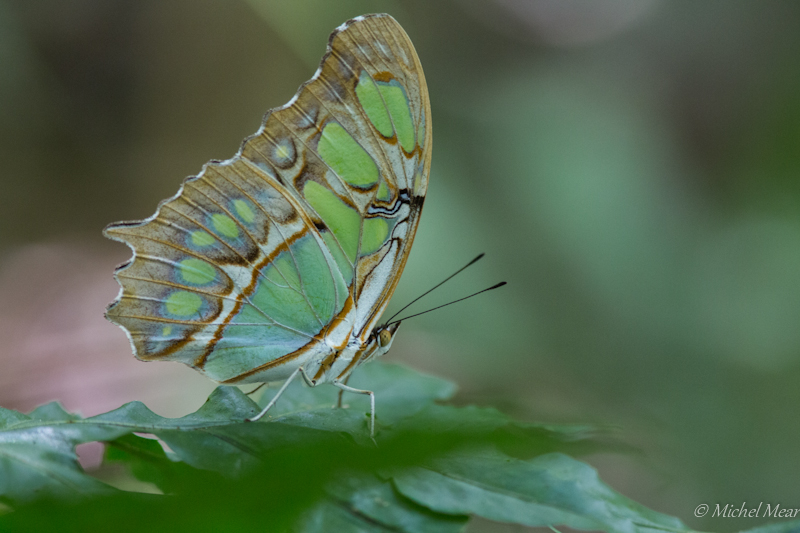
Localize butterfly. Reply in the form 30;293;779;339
104;14;431;437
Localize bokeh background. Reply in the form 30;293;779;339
2;1;800;531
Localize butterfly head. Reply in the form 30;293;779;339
367;321;402;361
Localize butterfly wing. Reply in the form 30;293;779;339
241;14;431;342
335;14;432;340
105;14;430;384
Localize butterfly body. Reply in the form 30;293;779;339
104;13;430;422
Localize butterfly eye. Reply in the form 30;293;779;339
378;329;392;348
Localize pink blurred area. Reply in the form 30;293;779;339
0;242;216;418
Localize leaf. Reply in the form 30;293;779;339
391;450;686;533
0;404;118;502
297;499;395;533
103;434;200;494
739;521;800;533
0;363;471;503
320;472;468;533
299;473;468;533
2;361;794;533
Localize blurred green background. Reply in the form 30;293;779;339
2;1;800;531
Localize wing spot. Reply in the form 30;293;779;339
191;230;215;247
165;291;204;317
270;137;297;169
211;214;239;239
233;199;256;224
178;258;217;286
317;122;379;188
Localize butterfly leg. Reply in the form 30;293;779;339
336;374;352;408
247;366;304;422
334;381;376;440
298;366;316;386
245;383;266;396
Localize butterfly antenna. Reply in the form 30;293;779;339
385;282;507;326
384;253;485;325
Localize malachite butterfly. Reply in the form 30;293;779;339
104;14;431;436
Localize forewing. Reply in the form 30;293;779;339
239;14;432;340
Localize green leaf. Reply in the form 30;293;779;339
0;405;118;502
392;450;686;533
298;499;395;533
0;363;469;504
1;361;793;533
300;473;468;533
739;521;800;533
103;434;200;494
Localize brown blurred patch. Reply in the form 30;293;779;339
0;241;215;417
